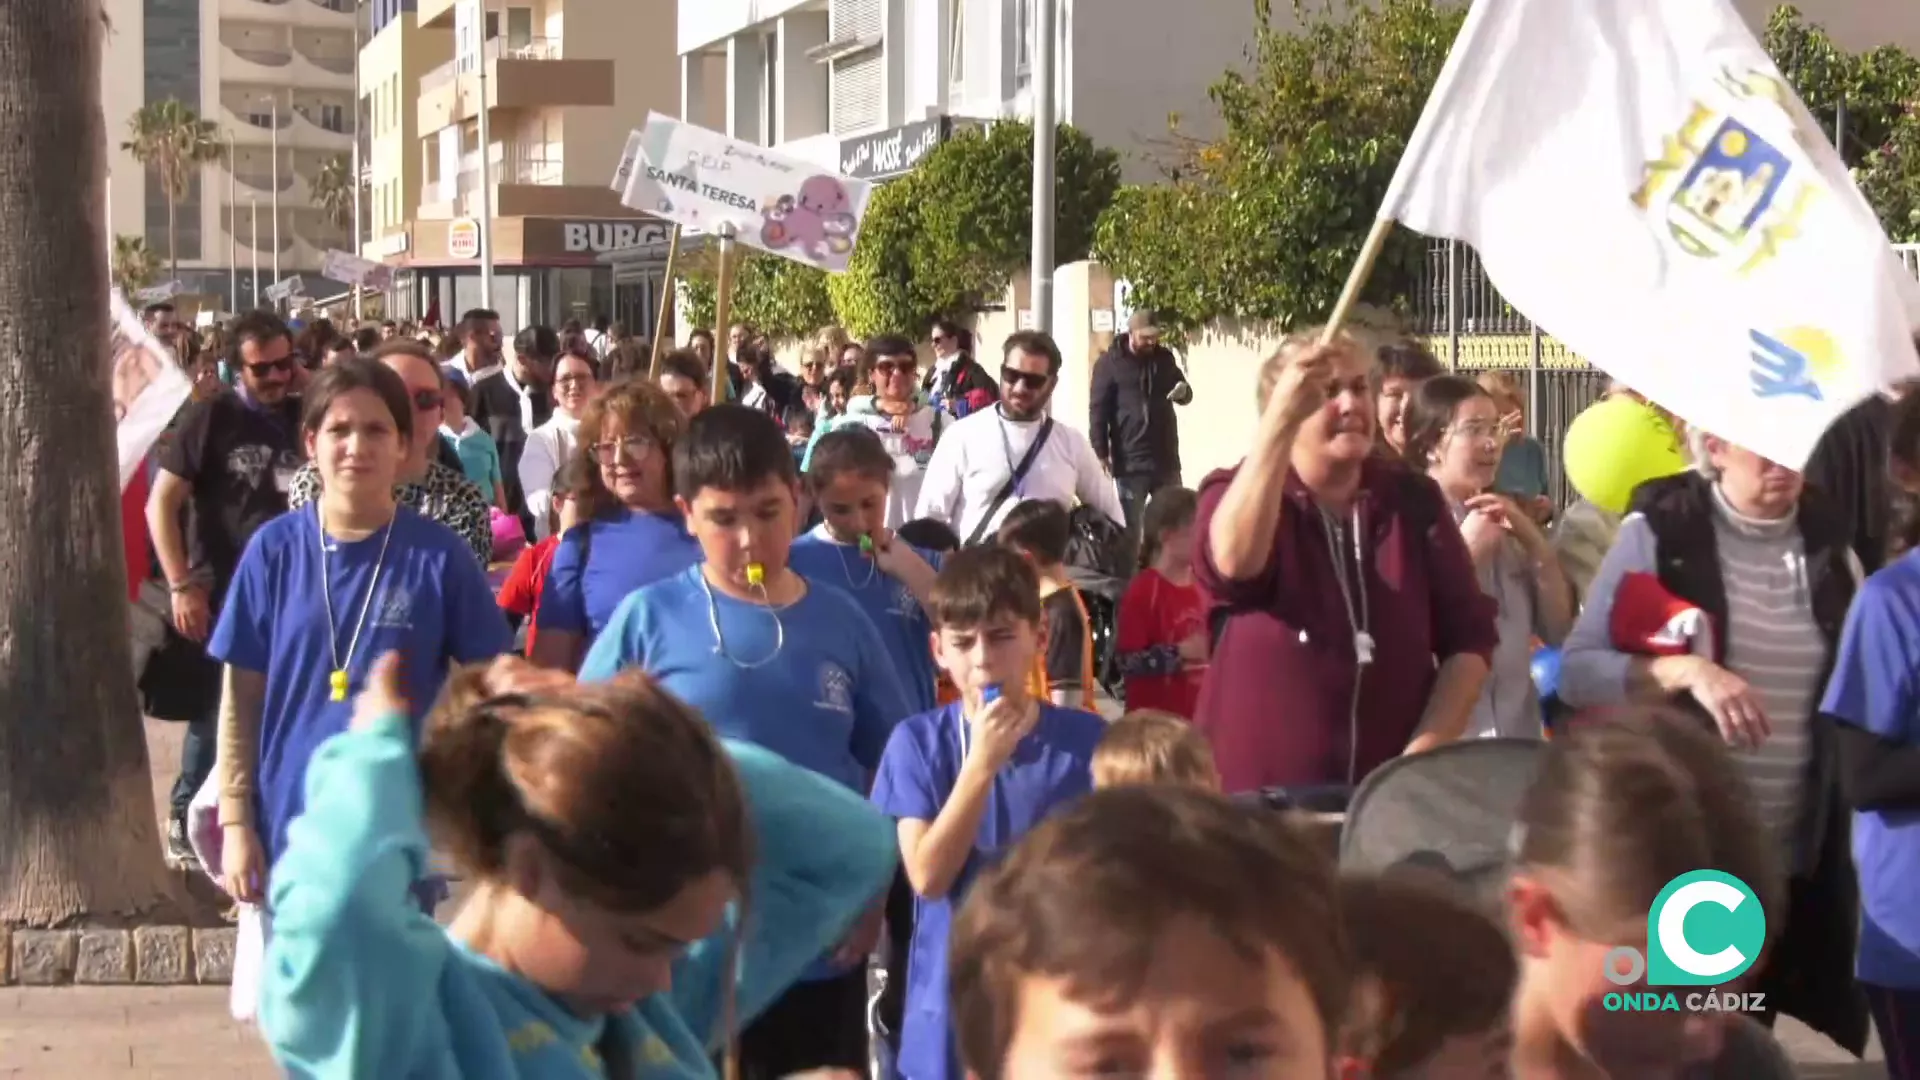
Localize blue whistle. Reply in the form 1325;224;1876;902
982;683;1003;704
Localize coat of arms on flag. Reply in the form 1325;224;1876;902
1632;68;1818;274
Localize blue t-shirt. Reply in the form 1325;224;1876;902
536;507;703;641
790;524;941;716
579;565;912;793
208;505;512;863
1820;548;1920;989
869;703;1106;1080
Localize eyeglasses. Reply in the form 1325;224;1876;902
874;360;916;378
554;374;594;389
931;334;950;345
410;389;444;413
1449;420;1501;441
1001;365;1049;391
244;358;292;378
591;435;654;464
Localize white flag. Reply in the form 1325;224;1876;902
1379;0;1920;468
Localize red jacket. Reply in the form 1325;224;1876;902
121;460;152;603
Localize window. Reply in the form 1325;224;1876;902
948;0;965;93
761;32;778;145
1014;0;1031;81
832;51;883;134
505;7;533;50
321;103;345;132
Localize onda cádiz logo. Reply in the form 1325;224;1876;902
1601;870;1768;1014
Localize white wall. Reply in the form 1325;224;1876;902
681;0;818;55
103;0;148;246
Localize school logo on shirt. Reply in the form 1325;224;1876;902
816;662;854;714
371;588;414;631
887;580;916;618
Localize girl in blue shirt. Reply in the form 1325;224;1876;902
791;428;943;715
209;357;512;906
533;378;702;672
258;650;898;1078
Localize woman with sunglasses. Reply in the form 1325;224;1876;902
529;379;702;672
806;334;944;528
211;357;511;914
288;340;496;567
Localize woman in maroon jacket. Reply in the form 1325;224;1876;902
1194;331;1498;794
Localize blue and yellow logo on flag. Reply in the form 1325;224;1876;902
1749;327;1841;401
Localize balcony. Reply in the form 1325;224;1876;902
416;37;614;133
291;104;353;148
222;44;296;83
220;0;354;27
417;0;456;29
222;209;298;254
223;104;294;144
224;159;300;196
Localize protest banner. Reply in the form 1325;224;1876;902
110;288;191;491
320;248;395;292
618;112;872;274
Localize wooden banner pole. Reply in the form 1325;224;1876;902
647;224;681;381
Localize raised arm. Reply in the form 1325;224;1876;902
669;740;897;1045
1203;346;1329;583
259;709;449;1076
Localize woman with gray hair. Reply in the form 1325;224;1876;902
1556;428;1869;1056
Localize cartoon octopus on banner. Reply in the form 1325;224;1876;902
762;175;859;269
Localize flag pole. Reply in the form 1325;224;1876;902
1321;216;1398;344
648;224;681;380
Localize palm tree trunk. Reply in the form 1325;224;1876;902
165;190;177;283
0;0;175;925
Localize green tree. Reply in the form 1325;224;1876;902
1859;107;1920;243
122;98;224;280
677;251;835;342
829;121;1121;338
1763;5;1920;238
111;234;159;294
1764;5;1920;168
828;171;937;339
1093;0;1465;332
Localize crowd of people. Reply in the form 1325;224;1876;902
112;295;1920;1080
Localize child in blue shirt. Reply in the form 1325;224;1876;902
440;378;507;511
792;428;943;715
869;545;1107;1080
580;403;913;1079
209;358;511;905
257;648;898;1079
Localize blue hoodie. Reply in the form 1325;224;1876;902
259;712;898;1078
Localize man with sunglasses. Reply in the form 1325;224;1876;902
916;331;1124;545
145;308;307;869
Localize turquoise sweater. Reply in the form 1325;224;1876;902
260;714;898;1078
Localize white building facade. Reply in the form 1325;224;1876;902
676;0;1256;182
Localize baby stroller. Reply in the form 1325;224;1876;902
1338;739;1550;901
1065;564;1127;701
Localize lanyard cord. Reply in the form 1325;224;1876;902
699;570;787;669
1320;504;1370;656
1321;503;1370;787
995;406;1034;498
317;504;396;701
839;539;878;591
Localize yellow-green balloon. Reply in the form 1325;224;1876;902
1562;396;1686;514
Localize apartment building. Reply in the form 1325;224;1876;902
361;0;678;333
676;0;1258;182
104;0;363;311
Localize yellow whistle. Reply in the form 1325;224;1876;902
745;563;766;588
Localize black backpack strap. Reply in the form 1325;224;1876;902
966;418;1054;546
